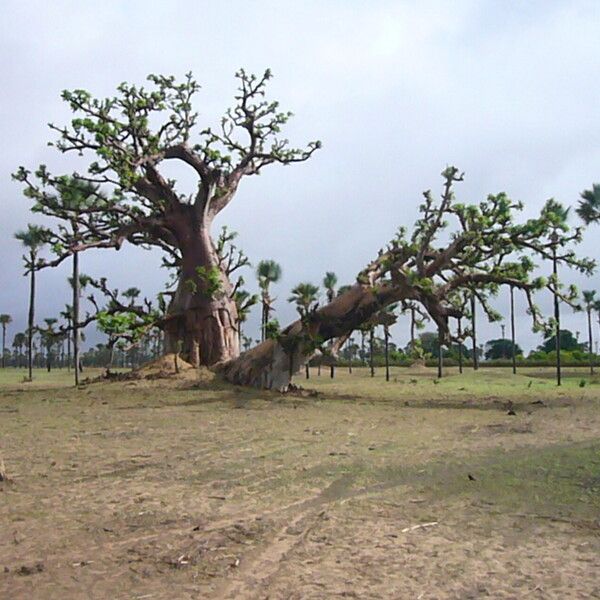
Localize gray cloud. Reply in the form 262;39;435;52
1;0;599;352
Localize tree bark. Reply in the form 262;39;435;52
219;283;410;390
162;223;239;366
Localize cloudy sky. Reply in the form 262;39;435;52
2;0;600;353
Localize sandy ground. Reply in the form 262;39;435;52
0;366;599;599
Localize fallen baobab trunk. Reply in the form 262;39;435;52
218;283;411;390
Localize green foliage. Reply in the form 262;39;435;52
257;260;282;290
323;271;338;302
264;319;280;340
484;338;523;360
194;266;223;299
577;183;600;224
288;282;320;318
539;329;583;353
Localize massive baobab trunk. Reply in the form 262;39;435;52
219;284;406;390
163;223;239;366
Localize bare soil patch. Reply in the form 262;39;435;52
0;367;599;598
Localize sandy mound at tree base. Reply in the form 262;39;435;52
134;353;196;378
91;354;216;384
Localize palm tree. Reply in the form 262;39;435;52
122;287;141;306
60;305;73;372
543;199;571;386
42;318;58;372
288;282;319;318
577;184;600;224
68;274;92;384
289;282;320;380
582;290;596;376
15;225;47;381
0;314;12;368
12;332;26;368
323;272;337;303
257;260;282;342
509;285;517;375
379;305;398;382
470;292;478;370
55;179;105;384
233;288;259;346
242;335;253;352
323;272;338;378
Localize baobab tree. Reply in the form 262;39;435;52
0;314;12;368
220;168;593;390
15;225;47;381
14;69;320;366
257;260;282;343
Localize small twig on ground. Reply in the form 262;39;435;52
401;521;438;533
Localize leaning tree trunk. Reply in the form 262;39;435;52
162;225;239;366
219;284;408;390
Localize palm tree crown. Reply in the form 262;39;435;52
288;283;320;318
15;224;47;256
323;271;338;303
582;290;596;311
257;260;282;290
577;184;600;225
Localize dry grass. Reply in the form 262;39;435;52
0;366;599;599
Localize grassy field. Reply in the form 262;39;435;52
1;365;599;599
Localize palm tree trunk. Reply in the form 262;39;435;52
369;327;375;377
510;285;517;375
471;293;478;370
587;307;594;376
73;251;80;386
457;317;463;374
552;245;561;386
384;326;390;382
348;340;353;374
437;327;443;379
66;317;71;371
27;252;35;381
1;325;5;369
